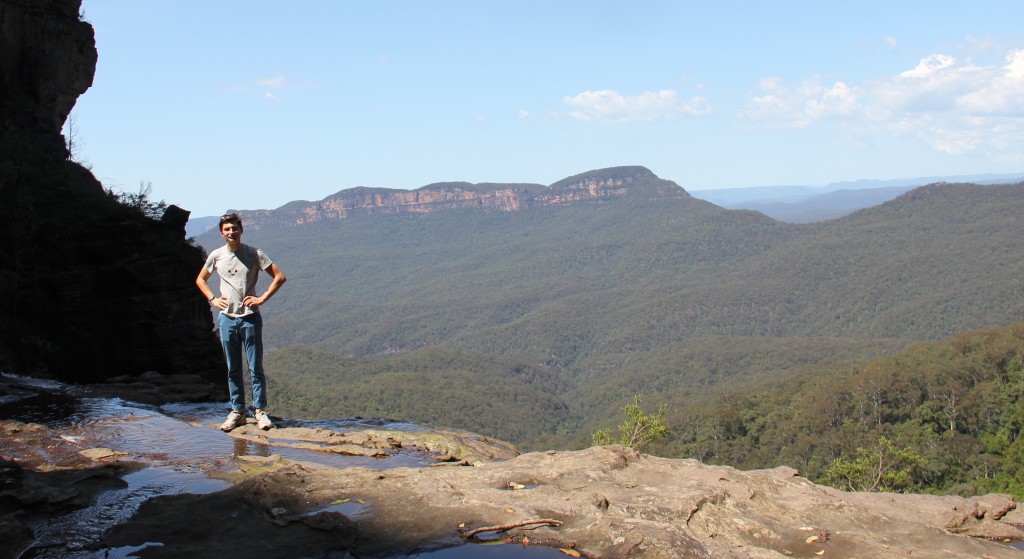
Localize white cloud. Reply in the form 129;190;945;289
257;75;288;88
1007;49;1024;79
965;34;997;55
220;76;299;98
739;48;1024;161
872;56;986;114
884;37;899;50
899;54;955;78
739;77;858;128
562;89;711;123
956;50;1024;114
238;75;311;101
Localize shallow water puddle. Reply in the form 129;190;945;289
2;393;434;472
316;497;373;518
18;464;231;559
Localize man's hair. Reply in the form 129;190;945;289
219;212;243;232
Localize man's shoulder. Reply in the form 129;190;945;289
240;244;264;256
208;245;231;258
235;244;271;264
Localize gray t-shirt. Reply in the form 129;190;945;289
204;244;273;318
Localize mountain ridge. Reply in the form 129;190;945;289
228;165;688;229
187;168;1024;235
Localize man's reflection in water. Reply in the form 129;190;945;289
232;436;272;458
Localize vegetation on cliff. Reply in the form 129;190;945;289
654;322;1024;497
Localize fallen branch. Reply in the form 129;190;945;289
502;533;576;548
462;518;563;538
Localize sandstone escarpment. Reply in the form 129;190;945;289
0;0;224;385
239;185;534;226
236;166;691;229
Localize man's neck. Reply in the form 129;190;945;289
226;240;242;252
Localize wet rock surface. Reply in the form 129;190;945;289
86;371;224;406
0;420;144;559
131;447;1024;559
3;375;1024;558
223;421;519;465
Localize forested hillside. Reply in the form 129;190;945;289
648;322;1024;497
197;168;1024;495
267;346;574;442
264;322;1024;497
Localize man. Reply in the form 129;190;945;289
196;213;286;431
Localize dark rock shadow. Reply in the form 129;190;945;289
0;457;142;559
93;477;358;559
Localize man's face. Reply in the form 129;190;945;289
220;222;242;244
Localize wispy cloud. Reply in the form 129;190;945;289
257;75;289;88
562;89;712;123
256;75;311;101
221;75;310;101
739;48;1024;161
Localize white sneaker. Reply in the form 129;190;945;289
220;410;247;432
255;409;273;430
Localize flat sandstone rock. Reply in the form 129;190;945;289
97;445;1024;558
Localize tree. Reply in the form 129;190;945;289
63;112;89;166
592;394;672;452
107;181;168;220
822;436;923;492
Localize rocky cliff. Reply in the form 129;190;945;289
235;166;691;229
0;0;224;387
0;0;95;154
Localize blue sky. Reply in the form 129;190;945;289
71;1;1024;217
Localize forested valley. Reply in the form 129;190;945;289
195;168;1024;496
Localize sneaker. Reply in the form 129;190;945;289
220;410;247;432
255;409;273;430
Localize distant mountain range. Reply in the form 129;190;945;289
185;215;220;238
689;172;1024;222
191;164;1024;360
187;171;1024;234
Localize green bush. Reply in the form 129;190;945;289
592;394;672;452
822;437;923;492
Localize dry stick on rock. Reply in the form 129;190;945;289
462;519;564;538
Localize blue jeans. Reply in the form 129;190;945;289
218;313;267;411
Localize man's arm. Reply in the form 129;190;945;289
196;267;228;310
243;263;286;310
